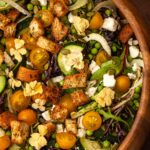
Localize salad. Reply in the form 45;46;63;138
0;0;144;149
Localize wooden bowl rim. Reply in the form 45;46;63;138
112;0;150;149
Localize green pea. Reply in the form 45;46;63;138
59;80;64;86
112;45;117;52
27;3;34;11
127;55;133;62
71;26;77;34
88;54;93;60
52;133;56;139
91;48;98;55
135;86;141;93
95;42;101;49
102;140;111;148
89;40;96;46
86;130;93;136
105;9;112;16
55;143;60;148
28;146;33;150
42;6;47;10
134;101;140;107
134;93;140;99
1;37;5;45
6;130;11;136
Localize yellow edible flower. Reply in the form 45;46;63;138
93;87;115;107
23;81;43;96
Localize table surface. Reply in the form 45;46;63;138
130;0;150;149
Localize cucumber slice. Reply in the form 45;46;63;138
80;138;102;150
0;76;6;93
58;45;84;75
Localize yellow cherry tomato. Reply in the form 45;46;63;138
82;111;102;131
18;109;37;125
0;135;11;150
10;90;30;112
59;94;76;113
56;132;76;149
115;75;131;93
29;47;49;69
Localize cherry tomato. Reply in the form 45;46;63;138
18;109;37;125
29;47;49;69
115;75;131;93
36;10;54;27
82;111;102;131
0;135;11;150
10;90;30;112
59;94;76;113
56;132;76;149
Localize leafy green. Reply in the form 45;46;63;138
97;109;129;128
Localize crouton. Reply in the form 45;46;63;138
118;24;134;43
0;13;10;30
0;50;4;65
32;85;62;104
29;17;44;38
45;122;56;137
52;17;69;41
63;73;87;89
10;120;29;144
50;0;69;17
51;105;68;122
65;119;77;134
37;36;61;54
4;23;17;38
7;9;20;22
16;66;41;82
71;90;89;107
0;112;16;129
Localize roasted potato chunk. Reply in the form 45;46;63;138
10;120;30;144
52;17;69;41
51;105;68;122
65;119;77;134
50;0;69;17
37;36;61;54
0;13;10;30
4;23;17;38
29;17;44;38
0;112;16;129
63;73;87;89
71;90;89;107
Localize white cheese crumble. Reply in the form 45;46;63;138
89;60;100;74
77;129;86;138
86;87;97;97
102;17;118;32
42;110;52;121
38;0;47;6
51;75;64;83
56;124;64;133
32;99;46;112
0;128;5;137
103;73;116;88
77;116;84;129
129;45;139;58
128;73;136;79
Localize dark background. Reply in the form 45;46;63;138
131;0;150;149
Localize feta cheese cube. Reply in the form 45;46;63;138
86;87;97;97
89;60;100;74
102;17;118;32
56;124;64;133
128;73;136;79
42;111;51;121
129;46;139;58
38;0;47;6
103;73;116;88
77;129;86;138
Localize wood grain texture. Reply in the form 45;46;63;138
112;0;150;150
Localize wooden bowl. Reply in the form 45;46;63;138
112;0;150;149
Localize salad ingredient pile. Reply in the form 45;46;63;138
0;0;144;150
